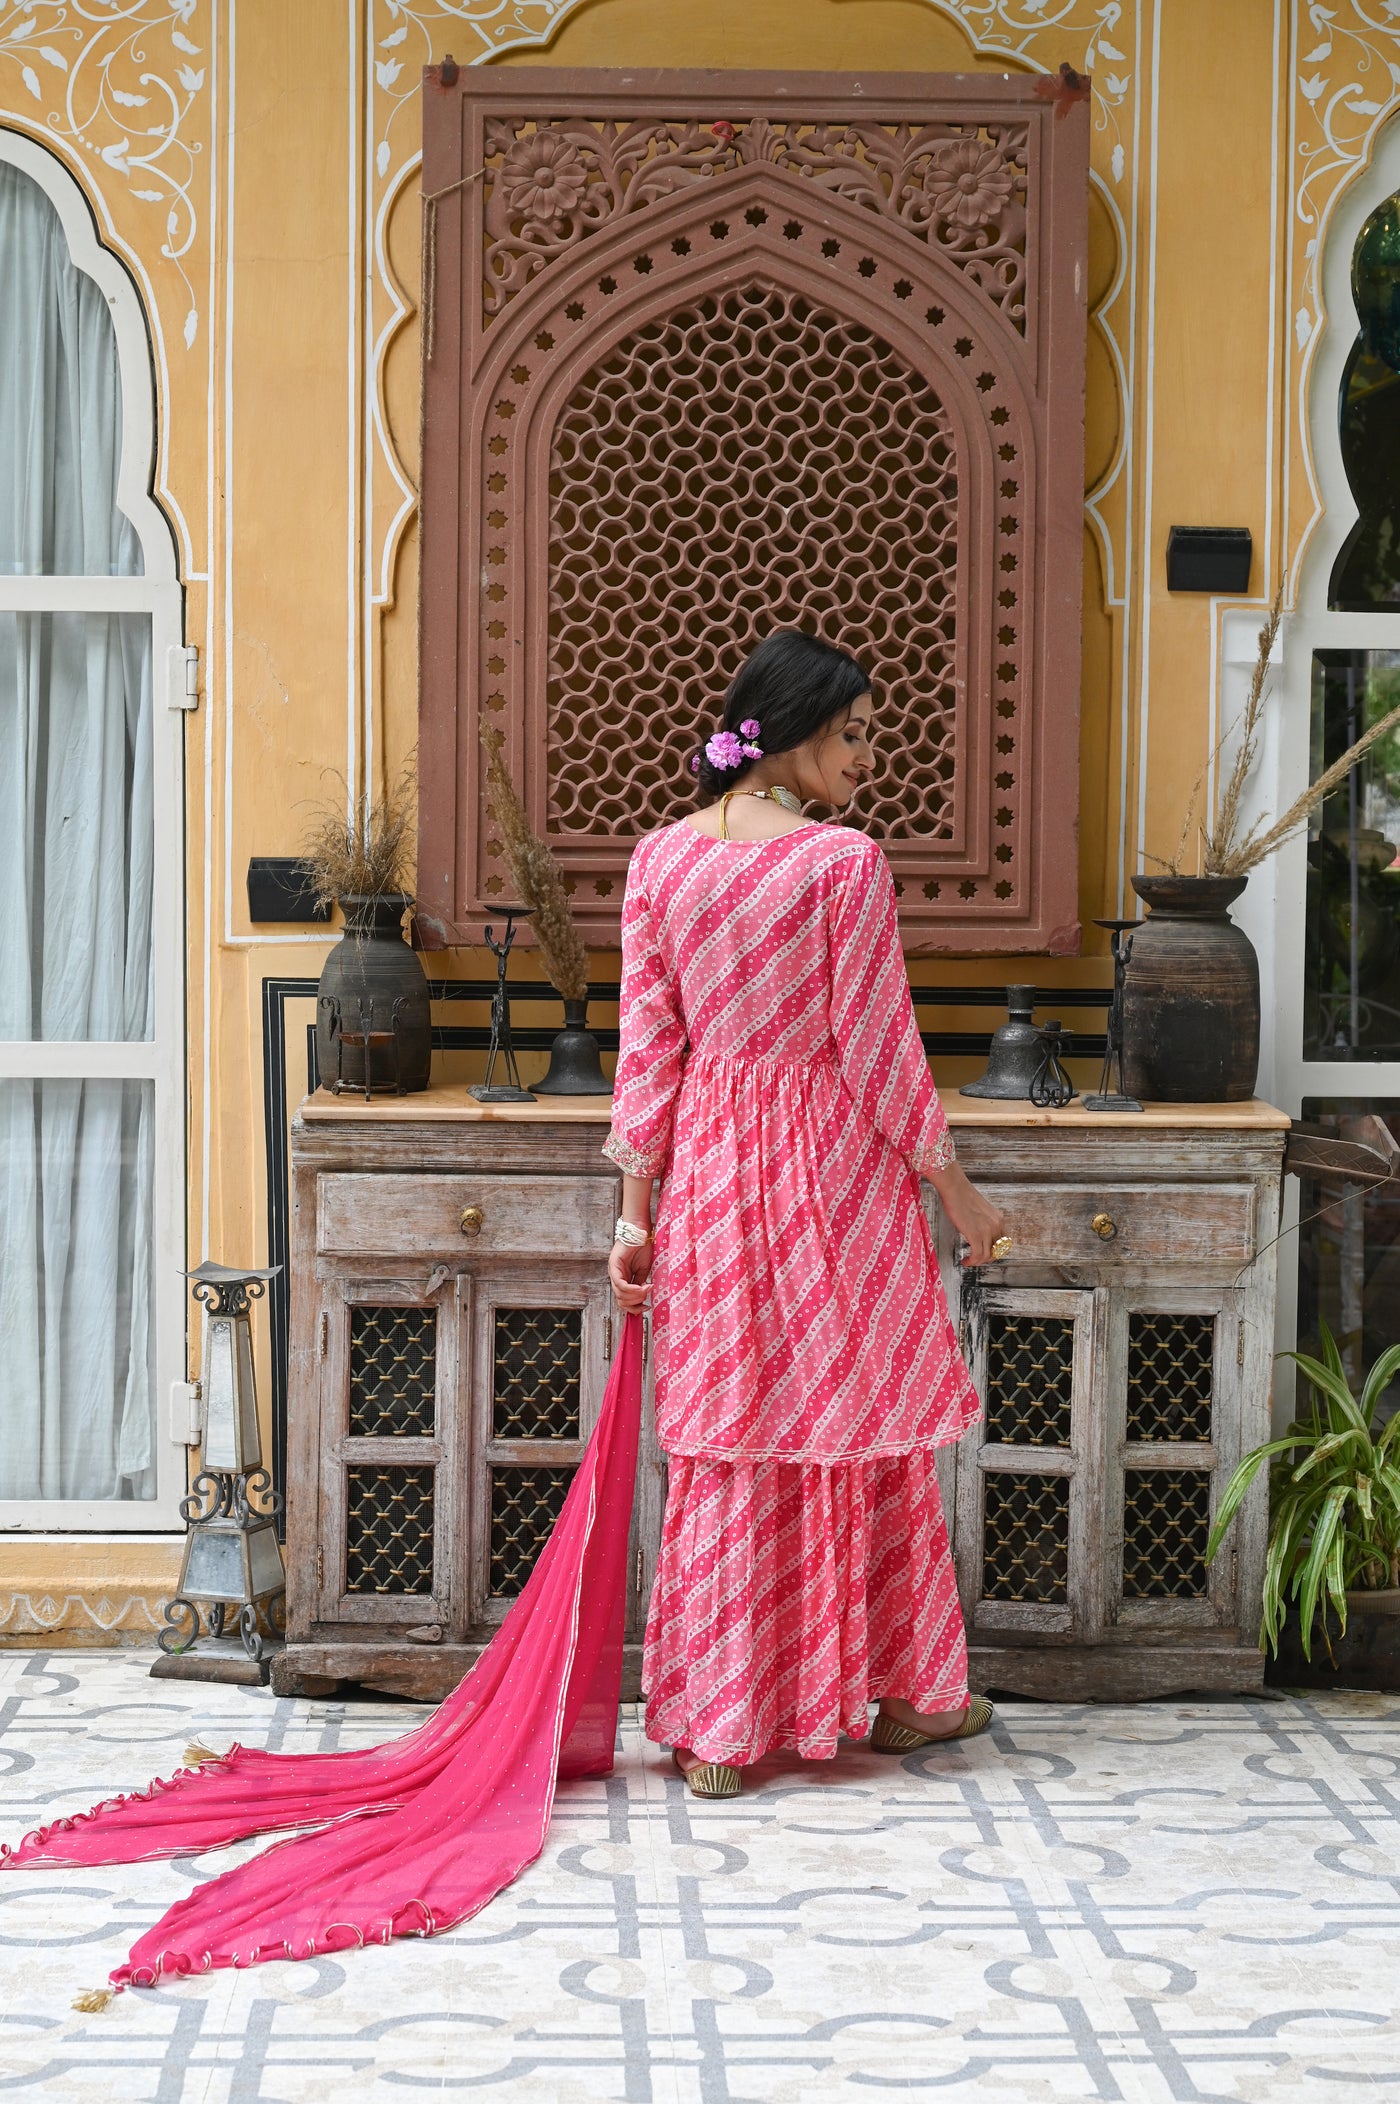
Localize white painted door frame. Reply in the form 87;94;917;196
0;130;188;1533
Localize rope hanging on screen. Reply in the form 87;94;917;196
421;165;486;364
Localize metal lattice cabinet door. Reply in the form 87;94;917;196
466;1272;616;1638
956;1287;1098;1642
317;1281;458;1628
1108;1294;1243;1635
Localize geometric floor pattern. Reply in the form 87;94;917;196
2;1650;1399;2100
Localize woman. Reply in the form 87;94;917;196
6;632;1004;1999
604;630;1008;1797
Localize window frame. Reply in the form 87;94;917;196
0;130;188;1533
416;65;1090;956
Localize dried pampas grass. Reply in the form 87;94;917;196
1152;586;1400;878
1213;700;1400;876
1202;587;1283;876
299;759;417;912
480;724;590;1004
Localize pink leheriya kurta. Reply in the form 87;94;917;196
604;818;982;1763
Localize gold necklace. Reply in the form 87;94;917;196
718;785;806;839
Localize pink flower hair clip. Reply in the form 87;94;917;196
692;721;762;776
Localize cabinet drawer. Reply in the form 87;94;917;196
317;1174;615;1261
989;1183;1257;1266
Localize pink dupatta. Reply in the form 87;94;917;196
0;1313;645;1996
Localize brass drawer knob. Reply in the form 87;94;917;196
1091;1212;1118;1241
459;1205;485;1237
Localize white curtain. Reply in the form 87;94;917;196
0;163;155;1501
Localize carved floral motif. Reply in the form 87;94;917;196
482;115;1031;328
924;135;1018;231
498;127;586;223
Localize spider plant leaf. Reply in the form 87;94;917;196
1295;1484;1350;1659
1291;1429;1366;1480
1205;1445;1295;1561
1361;1344;1400;1424
1317;1318;1346;1384
1284;1352;1367;1433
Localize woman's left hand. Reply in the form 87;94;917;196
927;1162;1008;1267
608;1236;654;1310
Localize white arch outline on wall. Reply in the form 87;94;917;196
0;125;189;1534
0;127;182;594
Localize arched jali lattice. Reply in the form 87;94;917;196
418;69;1089;953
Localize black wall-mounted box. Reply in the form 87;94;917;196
1166;526;1253;594
246;858;331;924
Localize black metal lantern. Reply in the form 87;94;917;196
155;1264;286;1679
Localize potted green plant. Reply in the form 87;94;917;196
1207;1321;1400;1684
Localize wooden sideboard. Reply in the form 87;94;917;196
931;1093;1287;1701
273;1088;1287;1705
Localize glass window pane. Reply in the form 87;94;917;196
0;1078;155;1502
1297;1098;1400;1424
0;611;153;1043
1303;650;1400;1061
1330;193;1400;608
0;163;143;577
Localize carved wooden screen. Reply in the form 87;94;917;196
418;68;1088;952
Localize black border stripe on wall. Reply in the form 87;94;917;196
261;975;1108;1498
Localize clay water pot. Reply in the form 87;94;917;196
315;892;432;1095
1120;875;1260;1103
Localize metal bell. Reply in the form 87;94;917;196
533;999;613;1096
962;984;1044;1100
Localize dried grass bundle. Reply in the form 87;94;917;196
480;724;590;1003
1152;588;1400;879
1216;700;1400;876
1203;587;1283;875
299;759;417;912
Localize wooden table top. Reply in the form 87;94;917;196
300;1085;1291;1131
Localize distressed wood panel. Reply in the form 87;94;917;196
316;1173;614;1261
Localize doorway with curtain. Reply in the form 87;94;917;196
0;135;186;1530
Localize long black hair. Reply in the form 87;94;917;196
693;631;872;798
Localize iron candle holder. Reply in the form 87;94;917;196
1083;919;1145;1112
469;908;537;1103
1030;1018;1078;1108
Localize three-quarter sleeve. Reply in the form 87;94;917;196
829;840;956;1177
602;859;686;1179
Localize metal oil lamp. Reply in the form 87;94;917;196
156;1263;286;1676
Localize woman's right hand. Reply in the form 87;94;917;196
608;1237;654;1311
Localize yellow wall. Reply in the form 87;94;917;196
0;0;1393;1625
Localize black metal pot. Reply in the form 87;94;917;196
316;892;432;1095
534;997;612;1096
1120;875;1260;1102
1265;1591;1400;1692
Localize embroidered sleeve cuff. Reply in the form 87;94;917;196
910;1127;957;1176
602;1131;665;1178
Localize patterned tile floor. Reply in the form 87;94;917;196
1;1652;1399;2101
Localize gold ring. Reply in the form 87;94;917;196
990;1235;1013;1261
